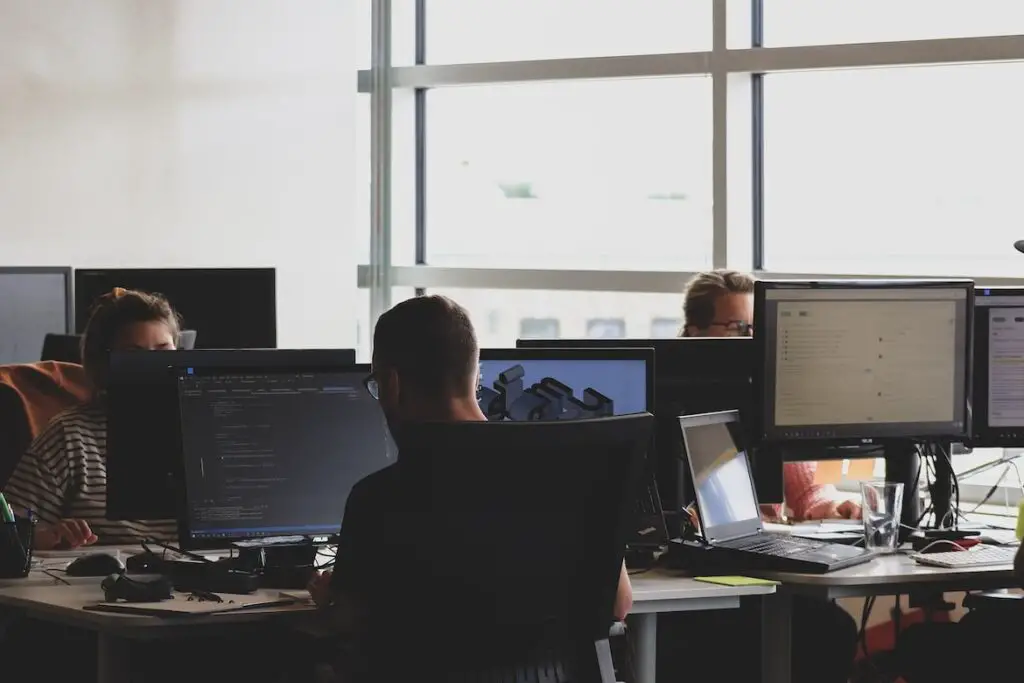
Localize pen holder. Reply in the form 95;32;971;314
0;516;36;578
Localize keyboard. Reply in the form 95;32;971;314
726;534;824;557
913;544;1019;569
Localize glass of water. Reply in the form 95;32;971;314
860;481;904;553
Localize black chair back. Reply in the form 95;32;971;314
374;413;653;681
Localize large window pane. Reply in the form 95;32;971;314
764;64;1024;276
426;0;710;63
426;78;713;271
418;289;685;349
765;0;1024;46
355;94;370;264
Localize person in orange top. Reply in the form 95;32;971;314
655;270;858;683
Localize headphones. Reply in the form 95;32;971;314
101;573;174;603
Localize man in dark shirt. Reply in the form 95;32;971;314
307;295;632;680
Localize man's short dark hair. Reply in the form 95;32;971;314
372;295;479;398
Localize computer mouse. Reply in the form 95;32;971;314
125;551;164;574
65;552;126;577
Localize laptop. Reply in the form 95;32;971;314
678;410;874;574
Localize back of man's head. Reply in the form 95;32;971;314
372;295;479;400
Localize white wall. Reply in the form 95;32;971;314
0;0;358;349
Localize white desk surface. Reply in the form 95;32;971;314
0;580;312;638
629;571;775;615
759;552;1016;586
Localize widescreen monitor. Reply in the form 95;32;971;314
754;280;973;444
74;268;277;349
972;287;1024;447
105;349;357;523
176;361;393;549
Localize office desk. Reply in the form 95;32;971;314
629;572;777;683
756;553;1020;683
0;580;311;683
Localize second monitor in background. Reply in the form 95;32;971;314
74;268;277;349
971;287;1024;447
478;347;652;421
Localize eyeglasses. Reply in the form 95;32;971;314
363;374;379;400
710;320;753;337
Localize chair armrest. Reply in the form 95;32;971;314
608;621;627;638
963;591;1024;613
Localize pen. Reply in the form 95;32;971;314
0;494;14;523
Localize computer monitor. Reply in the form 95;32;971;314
0;267;73;365
176;361;393;549
516;338;782;511
74;268;277;349
105;349;357;522
754;280;973;444
478;347;652;421
971;287;1024;446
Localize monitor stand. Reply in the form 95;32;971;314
883;441;922;542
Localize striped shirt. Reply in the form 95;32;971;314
4;404;178;545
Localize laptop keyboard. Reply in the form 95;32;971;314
727;535;824;556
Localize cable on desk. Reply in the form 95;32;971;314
41;568;69;585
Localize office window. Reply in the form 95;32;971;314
357;288;417;361
650;317;682;339
764;63;1024;276
426;78;713;272
764;0;1024;46
419;289;684;348
356;94;370;264
586;318;627;339
425;0;710;64
519;318;561;341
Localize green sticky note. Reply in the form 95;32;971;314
694;575;778;587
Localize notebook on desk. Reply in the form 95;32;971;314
676;411;874;574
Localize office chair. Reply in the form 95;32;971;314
359;414;653;683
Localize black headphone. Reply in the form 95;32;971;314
101;573;173;603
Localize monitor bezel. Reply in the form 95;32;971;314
970;286;1024;447
0;266;74;335
173;361;373;551
479;346;656;415
753;279;974;445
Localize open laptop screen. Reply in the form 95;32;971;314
679;411;762;543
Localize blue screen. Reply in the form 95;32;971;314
477;358;647;421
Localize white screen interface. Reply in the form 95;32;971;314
987;307;1024;427
683;421;760;535
766;288;966;432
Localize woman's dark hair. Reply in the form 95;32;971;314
80;287;182;395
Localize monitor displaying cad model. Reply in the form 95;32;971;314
757;282;971;441
0;269;71;364
477;358;648;421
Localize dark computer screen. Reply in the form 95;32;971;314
477;348;653;421
0;267;72;364
176;366;393;548
105;349;357;523
74;268;277;349
755;280;973;443
971;287;1024;446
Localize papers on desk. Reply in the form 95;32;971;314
83;590;300;617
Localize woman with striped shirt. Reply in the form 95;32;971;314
5;287;180;549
